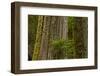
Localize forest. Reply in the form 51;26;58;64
28;15;88;61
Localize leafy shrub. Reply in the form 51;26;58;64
50;39;75;59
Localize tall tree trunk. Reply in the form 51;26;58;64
32;16;44;60
60;17;68;40
47;16;56;59
39;16;50;60
48;16;68;59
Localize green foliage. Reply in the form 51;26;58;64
65;39;76;58
50;39;67;59
50;39;76;59
51;39;66;50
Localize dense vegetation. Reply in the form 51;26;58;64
28;15;88;60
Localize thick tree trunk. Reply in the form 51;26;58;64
48;16;68;59
39;16;50;60
60;17;68;40
32;16;44;60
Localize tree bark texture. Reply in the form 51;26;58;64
47;16;68;59
32;16;44;60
